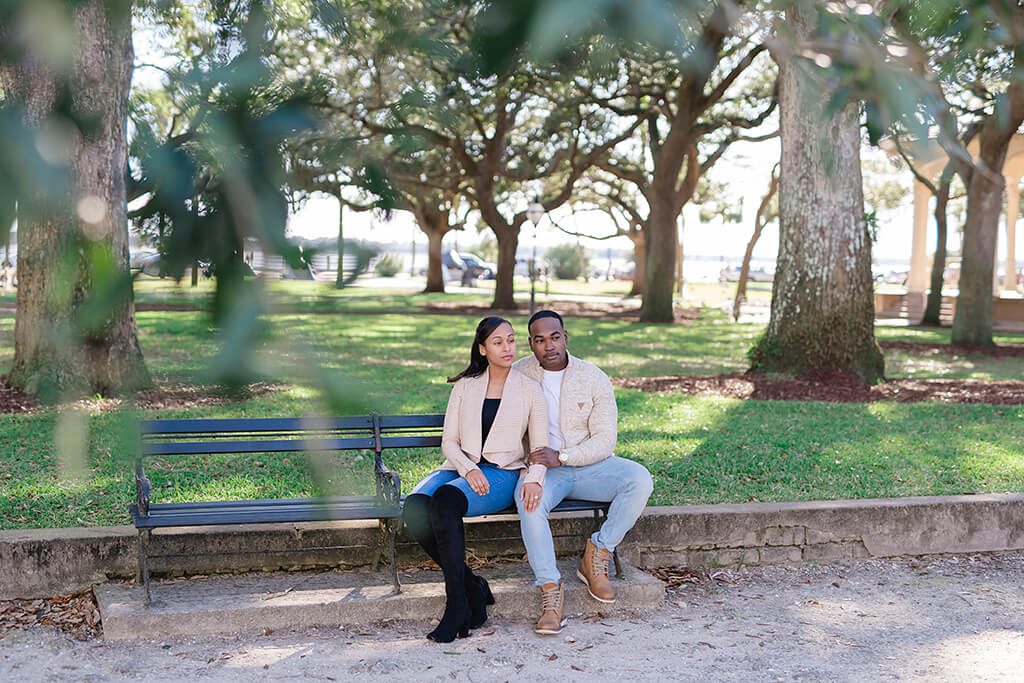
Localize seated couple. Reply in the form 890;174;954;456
403;310;654;642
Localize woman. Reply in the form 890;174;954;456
403;316;548;642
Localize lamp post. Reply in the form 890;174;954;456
526;199;545;315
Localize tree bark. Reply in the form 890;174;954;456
641;199;678;322
413;202;450;293
734;170;779;322
425;229;445;292
627;231;646;297
921;165;954;326
751;5;883;383
334;197;345;289
493;229;520;310
951;80;1024;345
6;1;149;397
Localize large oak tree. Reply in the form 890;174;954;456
1;0;149;397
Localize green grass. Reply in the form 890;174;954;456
3;392;1021;528
2;287;1024;530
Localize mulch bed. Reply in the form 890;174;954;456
0;377;280;415
1;339;1021;414
615;373;1024;405
0;591;101;641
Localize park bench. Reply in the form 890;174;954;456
129;413;621;606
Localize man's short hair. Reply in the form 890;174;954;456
528;309;564;332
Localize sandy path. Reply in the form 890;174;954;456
2;552;1022;682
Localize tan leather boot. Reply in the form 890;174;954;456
534;582;565;635
577;539;615;603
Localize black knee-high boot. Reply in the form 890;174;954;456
426;486;471;642
404;492;494;629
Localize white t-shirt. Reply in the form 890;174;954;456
541;369;566;451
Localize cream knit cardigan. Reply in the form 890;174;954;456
512;353;618;467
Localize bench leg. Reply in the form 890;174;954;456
137;529;152;607
613;549;624;579
375;519;401;594
387;519;401;595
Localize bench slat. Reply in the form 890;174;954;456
378;435;442;449
140;416;374;435
132;498;400;528
143;436;376;456
378;414;444;429
150;495;383;511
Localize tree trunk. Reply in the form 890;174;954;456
952;175;1007;344
413;202;449;294
750;5;883;383
921;166;953;326
951;81;1024;345
641;200;677;322
425;229;445;292
492;229;519;310
7;1;149;398
734;169;779;321
628;231;646;297
334;197;345;289
675;220;684;300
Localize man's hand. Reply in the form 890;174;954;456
529;446;560;468
520;482;543;512
464;469;490;496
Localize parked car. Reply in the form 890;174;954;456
719;265;774;283
443;249;494;284
459;252;496;279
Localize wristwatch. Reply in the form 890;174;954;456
558;451;569;464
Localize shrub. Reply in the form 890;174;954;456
546;243;590;280
374;253;404;277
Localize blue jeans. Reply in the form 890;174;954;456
515;456;654;586
410;464;520;517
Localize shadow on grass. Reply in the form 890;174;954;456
615;390;1024;507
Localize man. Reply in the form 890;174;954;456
514;310;654;635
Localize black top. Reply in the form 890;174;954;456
480;398;501;463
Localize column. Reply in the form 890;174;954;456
1006;177;1020;291
907;179;931;293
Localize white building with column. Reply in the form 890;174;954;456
888;134;1024;322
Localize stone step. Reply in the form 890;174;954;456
94;560;665;641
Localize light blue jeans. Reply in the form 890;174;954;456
515;456;654;587
409;464;520;517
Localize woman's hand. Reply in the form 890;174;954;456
464;469;490;496
520;482;543;512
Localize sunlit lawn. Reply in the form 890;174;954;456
1;285;1024;529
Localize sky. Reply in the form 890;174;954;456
286;138;927;266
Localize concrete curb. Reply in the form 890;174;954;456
3;493;1023;600
95;560;665;640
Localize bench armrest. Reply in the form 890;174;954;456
134;460;151;518
374;454;401;506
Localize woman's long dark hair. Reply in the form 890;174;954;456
447;316;512;383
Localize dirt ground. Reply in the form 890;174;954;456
2;551;1021;682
